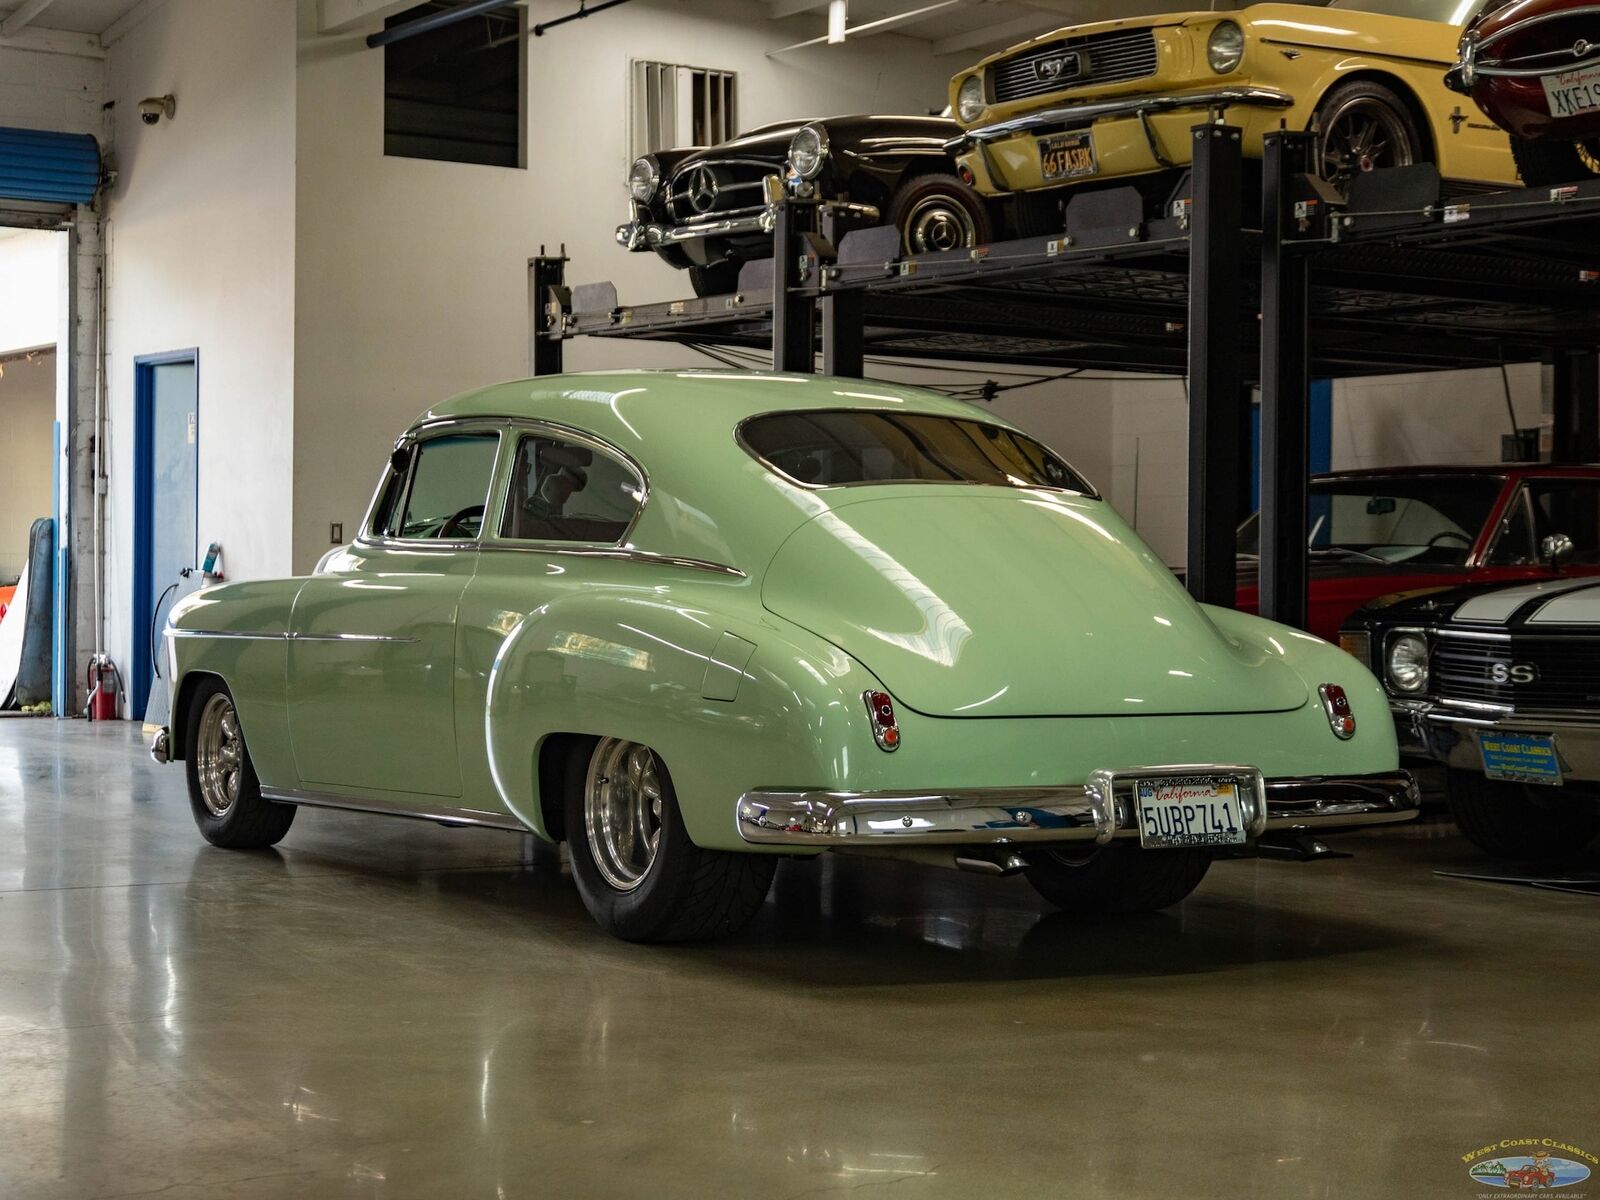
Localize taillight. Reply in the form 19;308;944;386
1319;683;1356;740
863;690;900;752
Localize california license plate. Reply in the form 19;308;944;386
1542;64;1600;120
1479;731;1562;785
1040;131;1097;182
1136;775;1247;849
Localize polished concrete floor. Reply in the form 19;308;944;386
2;721;1598;1199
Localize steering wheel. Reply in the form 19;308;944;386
1427;530;1472;549
438;504;485;539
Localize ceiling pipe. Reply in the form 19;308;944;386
768;0;959;55
0;0;60;39
365;0;517;49
533;0;633;37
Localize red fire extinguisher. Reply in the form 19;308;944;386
86;655;120;721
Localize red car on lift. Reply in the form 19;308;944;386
1235;464;1600;642
1449;0;1600;184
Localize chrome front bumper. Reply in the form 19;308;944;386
616;211;777;251
736;769;1418;848
951;86;1295;149
1413;705;1600;782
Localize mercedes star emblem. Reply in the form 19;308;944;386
687;166;719;214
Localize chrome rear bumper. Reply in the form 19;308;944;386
950;86;1295;149
736;770;1418;848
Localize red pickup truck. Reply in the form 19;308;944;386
1235;465;1600;642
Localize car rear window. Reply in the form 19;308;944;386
739;410;1093;494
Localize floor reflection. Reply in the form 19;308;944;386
0;722;1596;1199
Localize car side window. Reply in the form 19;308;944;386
381;432;501;541
498;434;644;544
1486;487;1537;566
1526;480;1600;563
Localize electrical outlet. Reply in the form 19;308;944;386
330;522;343;544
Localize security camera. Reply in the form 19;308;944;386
138;95;175;126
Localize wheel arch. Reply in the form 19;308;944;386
1311;67;1439;167
168;669;227;761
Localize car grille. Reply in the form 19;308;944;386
1431;632;1600;710
991;29;1160;106
665;156;778;225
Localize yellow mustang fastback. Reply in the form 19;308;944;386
947;0;1519;229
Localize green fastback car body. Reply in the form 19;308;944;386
151;371;1416;936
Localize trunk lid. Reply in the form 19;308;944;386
762;490;1308;718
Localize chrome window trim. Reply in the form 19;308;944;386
733;408;1100;499
1482;481;1537;567
475;542;745;577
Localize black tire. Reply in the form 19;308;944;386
183;678;295;849
1512;135;1600;187
1024;845;1210;915
1445;769;1600;862
889;171;992;255
688;260;742;298
1011;190;1065;238
565;738;775;942
1313;79;1425;191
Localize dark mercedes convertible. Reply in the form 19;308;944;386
616;114;994;296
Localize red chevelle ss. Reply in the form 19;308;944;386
1449;0;1600;184
1235;465;1600;642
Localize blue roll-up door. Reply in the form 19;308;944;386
0;127;101;205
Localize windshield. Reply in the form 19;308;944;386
1326;0;1492;23
740;409;1093;493
1237;475;1503;566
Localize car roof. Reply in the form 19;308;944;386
420;369;996;432
1313;464;1600;481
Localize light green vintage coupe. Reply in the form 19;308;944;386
150;371;1417;940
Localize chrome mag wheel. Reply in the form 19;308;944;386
584;739;665;892
1319;96;1414;189
903;194;978;255
194;692;244;817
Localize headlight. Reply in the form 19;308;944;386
1207;21;1244;74
956;75;986;124
787;124;829;180
1387;633;1429;694
628;156;660;203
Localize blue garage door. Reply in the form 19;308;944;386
0;127;100;205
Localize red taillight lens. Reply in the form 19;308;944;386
1319;683;1356;740
864;689;901;752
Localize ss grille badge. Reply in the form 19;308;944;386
1490;662;1539;685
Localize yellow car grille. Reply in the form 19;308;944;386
991;28;1160;106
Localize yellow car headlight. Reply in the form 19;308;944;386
1208;21;1244;74
957;75;986;124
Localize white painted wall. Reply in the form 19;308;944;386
101;0;297;684
0;40;104;138
291;0;964;572
0;349;57;584
0;228;62;355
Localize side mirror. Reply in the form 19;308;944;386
389;444;413;475
1542;533;1575;567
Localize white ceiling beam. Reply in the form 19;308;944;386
317;0;427;35
766;0;829;19
0;0;57;39
102;0;169;46
0;24;102;57
769;0;960;54
932;13;1056;56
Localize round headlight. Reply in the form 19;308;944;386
1208;20;1244;74
957;75;987;124
1387;633;1429;694
787;124;829;181
628;156;660;203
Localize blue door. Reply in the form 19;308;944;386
132;353;198;720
